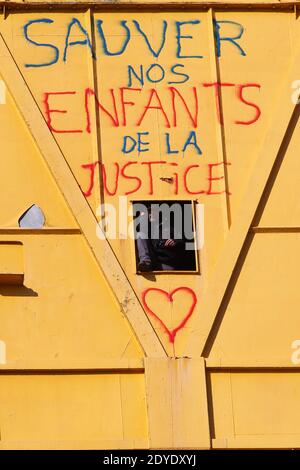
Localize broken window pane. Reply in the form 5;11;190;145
18;205;45;228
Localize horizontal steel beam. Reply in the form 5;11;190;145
0;0;299;12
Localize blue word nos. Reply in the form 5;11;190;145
127;63;190;86
23;17;246;67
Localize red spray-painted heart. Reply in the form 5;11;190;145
141;287;197;343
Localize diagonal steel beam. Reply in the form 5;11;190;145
0;31;167;358
185;39;300;357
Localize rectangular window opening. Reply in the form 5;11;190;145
132;200;199;274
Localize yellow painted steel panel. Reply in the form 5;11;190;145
0;78;78;228
0;373;148;446
210;372;300;447
207;232;300;363
0;234;143;363
1;12;101;215
214;11;293;222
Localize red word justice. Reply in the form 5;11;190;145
81;160;231;197
43;83;261;133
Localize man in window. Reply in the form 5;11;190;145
135;203;195;272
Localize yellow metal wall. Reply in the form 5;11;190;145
0;0;300;449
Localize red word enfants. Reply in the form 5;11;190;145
81;160;231;197
43;83;261;133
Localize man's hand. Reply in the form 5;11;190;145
164;239;176;247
